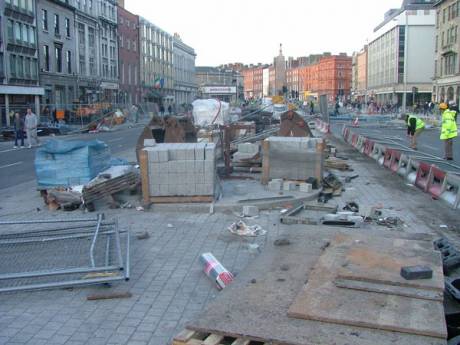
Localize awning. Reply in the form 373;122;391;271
0;85;45;96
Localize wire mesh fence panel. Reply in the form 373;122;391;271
0;215;129;293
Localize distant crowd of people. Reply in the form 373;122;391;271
12;108;40;149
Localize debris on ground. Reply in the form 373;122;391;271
322;173;343;197
199;253;234;290
344;174;359;183
242;205;259;217
228;221;266;237
376;216;402;228
136;231;150;240
343;201;359;213
325;157;352;171
274;238;291;246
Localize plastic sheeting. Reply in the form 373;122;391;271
35;139;111;188
192;99;230;127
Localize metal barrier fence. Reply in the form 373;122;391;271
0;214;130;293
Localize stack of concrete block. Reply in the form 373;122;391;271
233;143;259;162
144;143;215;197
263;137;324;182
268;179;283;191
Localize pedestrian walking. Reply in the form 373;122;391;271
406;112;425;150
310;100;314;115
167;104;172;115
24;108;39;148
159;104;165;116
439;102;458;160
13;112;25;148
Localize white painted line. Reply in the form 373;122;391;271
108;138;124;143
0;148;18;153
0;161;23;169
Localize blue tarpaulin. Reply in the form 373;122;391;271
35;140;111;189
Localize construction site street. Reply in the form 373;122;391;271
0;126;144;190
330;122;460;163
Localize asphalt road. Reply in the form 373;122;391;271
0;126;144;190
330;122;460;165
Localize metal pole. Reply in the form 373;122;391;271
0;217;100;225
0;230;116;245
0;265;120;281
89;214;104;267
402;11;409;113
125;229;130;281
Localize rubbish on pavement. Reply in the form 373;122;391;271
136;231;150;240
136;206;144;211
321;213;364;227
87;291;132;301
228;221;266;237
325;157;351;171
242;205;259;217
167;224;174;228
247;243;260;254
199;253;234;290
344;174;359;183
274;238;291;246
400;266;433;280
376;217;401;228
343;202;359;213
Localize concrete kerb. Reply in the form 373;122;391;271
149;190;322;214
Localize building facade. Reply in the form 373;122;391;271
286;66;299;99
242;67;253;99
367;0;436;107
173;33;196;106
262;67;269;97
139;17;174;105
273;44;286;96
356;46;368;102
97;0;118;102
117;4;140;104
37;0;76;115
195;66;243;103
253;65;264;99
1;0;43;126
433;0;460;103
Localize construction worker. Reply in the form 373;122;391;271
439;102;458;160
405;112;425;150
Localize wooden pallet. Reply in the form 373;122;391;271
173;329;269;345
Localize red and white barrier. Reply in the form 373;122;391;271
415;162;433;192
440;174;460;209
427;166;447;199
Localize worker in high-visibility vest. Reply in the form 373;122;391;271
405;113;425;150
439;102;458;160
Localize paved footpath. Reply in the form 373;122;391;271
0;134;459;345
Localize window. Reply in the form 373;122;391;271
43;45;49;71
10;55;16;77
42;9;48;31
22;24;27;43
127;39;130;50
88;0;92;11
7;20;14;41
133;42;136;52
66;50;71;73
54;14;59;35
65;18;70;37
25;57;31;77
444;8;447;23
55;46;62;72
15;22;21;41
17;56;24;77
26;0;32;12
31;59;38;79
29;27;35;44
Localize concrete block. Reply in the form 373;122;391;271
237;143;259;154
195;161;204;174
195;143;205;160
194;174;205;184
299;183;313;193
149;163;161;176
168;184;177;195
205;143;216;161
268;180;282;191
243;205;259;217
149;184;161;196
184;144;196;160
283;181;297;191
400;266;433;280
185;160;195;173
144;139;156;147
158;147;169;162
175;160;186;173
159;184;169;196
159;173;169;185
168;161;178;173
204;161;215;174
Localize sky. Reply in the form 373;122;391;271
126;0;403;66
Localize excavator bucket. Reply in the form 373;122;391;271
279;110;313;137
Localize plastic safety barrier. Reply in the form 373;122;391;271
383;149;396;169
406;159;420;185
427;166;447;199
351;133;359;148
355;135;366;152
343;127;350;142
415;162;433;192
390;151;402;173
396;154;410;178
363;138;374;157
440;173;460;209
371;144;386;165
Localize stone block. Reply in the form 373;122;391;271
268;179;282;191
194;174;205;184
157;147;169;162
159;184;169;196
401;266;433;280
237;143;259;155
195;144;205;160
242;205;259;217
195;161;204;174
149;163;161;176
185;160;195;173
205;143;216;161
283;181;297;191
149;184;161;196
299;183;312;193
144;139;156;147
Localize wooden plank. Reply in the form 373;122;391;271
172;329;198;345
335;278;444;301
139;150;150;205
261;140;270;185
287;236;447;339
337;245;444;292
203;334;224;345
230;339;251;345
150;195;213;204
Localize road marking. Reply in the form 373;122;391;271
419;144;440;153
0;148;18;153
0;161;23;169
107;138;124;143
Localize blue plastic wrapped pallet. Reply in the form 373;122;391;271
35;139;111;189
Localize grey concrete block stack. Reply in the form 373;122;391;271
266;137;324;181
144;143;216;197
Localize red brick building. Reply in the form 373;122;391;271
242;68;254;99
242;65;267;99
296;54;352;101
117;5;141;104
